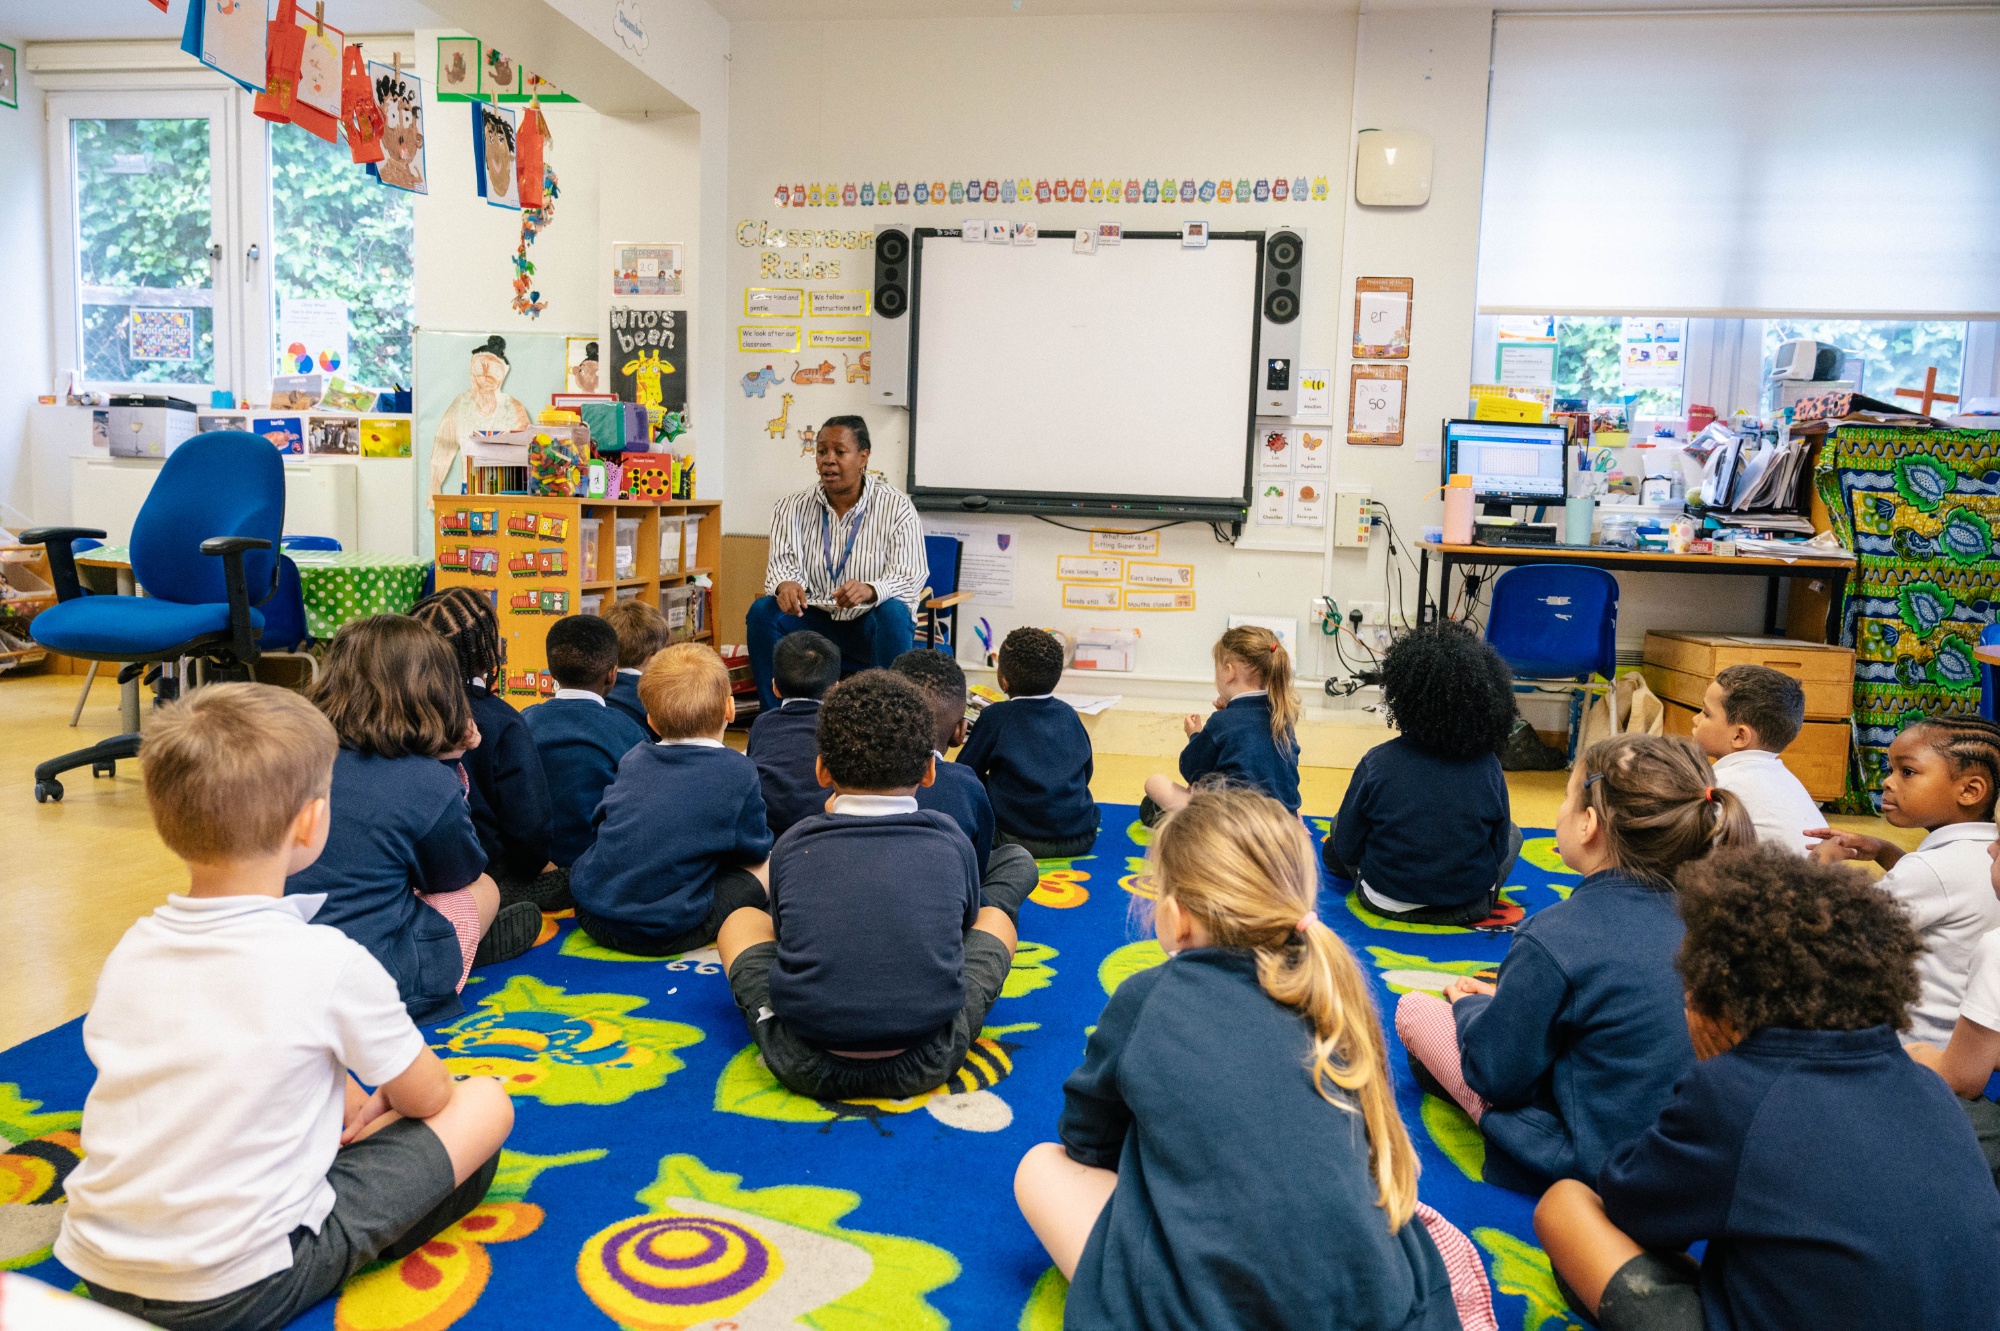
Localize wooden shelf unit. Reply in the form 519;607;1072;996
432;494;722;710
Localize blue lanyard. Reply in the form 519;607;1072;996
820;487;870;588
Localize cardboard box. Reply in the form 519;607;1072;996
108;399;198;458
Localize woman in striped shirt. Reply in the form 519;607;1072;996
748;417;927;712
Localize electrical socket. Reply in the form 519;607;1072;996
1365;625;1394;651
1349;600;1388;626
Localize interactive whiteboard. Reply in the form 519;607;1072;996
907;230;1262;521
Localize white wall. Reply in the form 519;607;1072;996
725;14;1357;682
0;38;52;531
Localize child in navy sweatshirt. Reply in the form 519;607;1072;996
1537;846;2000;1331
1143;624;1302;822
523;615;649;869
955;627;1098;859
1014;786;1494;1331
894;647;995;875
571;644;772;956
1397;734;1755;1194
413;587;557;906
747;630;841;836
717;670;1039;1101
603;599;672;738
1328;622;1522;924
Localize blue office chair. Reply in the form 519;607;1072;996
918;534;972;654
281;534;342;551
1981;621;2000;722
23;432;284;802
1485;565;1621;761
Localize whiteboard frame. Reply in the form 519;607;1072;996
904;228;1266;524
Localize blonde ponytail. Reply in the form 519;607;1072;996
1152;786;1418;1230
1216;625;1301;752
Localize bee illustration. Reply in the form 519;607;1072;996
0;1129;84;1267
811;1035;1023;1136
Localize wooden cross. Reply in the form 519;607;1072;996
1894;366;1960;416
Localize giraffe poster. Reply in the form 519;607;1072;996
608;308;688;414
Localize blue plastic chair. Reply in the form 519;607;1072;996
281;534;343;552
918;534;970;653
23;431;283;802
1484;565;1621;760
1982;621;2000;722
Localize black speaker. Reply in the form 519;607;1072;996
871;226;911;405
1259;228;1305;416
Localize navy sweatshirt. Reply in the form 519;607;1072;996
1332;738;1512;909
954;696;1098;842
1451;869;1694;1193
605;669;657;738
522;695;649;866
461;683;552;885
1602;1026;2000;1331
571;742;773;945
286;748;487;1024
1177;693;1301;811
1061;950;1462;1331
768;808;980;1049
747;699;826;836
917;755;995;876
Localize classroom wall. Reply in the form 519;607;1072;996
724;14;1358;683
0;43;52;532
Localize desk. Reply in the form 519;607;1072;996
1976;645;2000;669
79;546;431;640
1417;542;1853;643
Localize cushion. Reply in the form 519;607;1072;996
30;595;264;659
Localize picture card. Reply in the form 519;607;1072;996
1256;480;1291;525
1072;227;1097;255
1258;428;1296;475
252;415;305;455
962;220;987;242
611;243;684;297
1124;561;1195;589
1295;428;1330;474
1291;480;1327;527
1056;555;1122;582
306;416;359;455
1182;221;1209;248
1088;529;1158;555
986;223;1013;246
1096;223;1122;246
1061;584;1122;611
1347;363;1409;446
360;417;413;457
1352;277;1414;360
1125;589;1195;611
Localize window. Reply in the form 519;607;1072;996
269;122;415;388
70;115;219;387
1761;319;1966;406
1478;315;1686;417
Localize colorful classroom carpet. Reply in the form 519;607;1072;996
0;806;1585;1331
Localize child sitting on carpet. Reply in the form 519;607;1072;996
717;670;1040;1101
1689;663;1821;854
747;630;841;836
1808;714;2000;1047
524;615;650;871
894;647;996;874
1013;786;1495;1331
1325;622;1520;924
571;644;773;956
603;599;672;737
1396;734;1753;1194
1536;846;2000;1331
412;588;556;906
59;683;514;1331
288;616;540;1024
1143;624;1303;823
1908;836;2000;1185
955;627;1099;858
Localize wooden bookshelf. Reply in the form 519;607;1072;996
432;494;723;710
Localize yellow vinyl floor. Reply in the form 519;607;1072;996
0;672;1915;1052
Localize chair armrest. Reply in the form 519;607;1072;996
16;526;107;602
200;537;274;664
922;590;976;610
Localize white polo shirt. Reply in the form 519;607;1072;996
1710;749;1823;855
56;894;426;1302
1874;822;2000;1045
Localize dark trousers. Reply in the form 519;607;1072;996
575;867;770;957
746;596;916;713
1324;824;1526;926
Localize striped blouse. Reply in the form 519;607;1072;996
764;474;928;621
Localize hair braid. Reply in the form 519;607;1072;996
1906;713;2000;818
412;586;503;687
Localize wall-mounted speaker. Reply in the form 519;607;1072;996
871;225;911;407
1258;227;1305;417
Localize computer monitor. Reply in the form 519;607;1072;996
1442;419;1569;516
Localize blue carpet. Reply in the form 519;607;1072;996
0;805;1586;1330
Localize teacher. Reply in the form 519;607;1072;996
747;416;926;713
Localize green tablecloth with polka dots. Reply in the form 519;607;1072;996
77;546;430;640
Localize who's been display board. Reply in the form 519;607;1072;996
907;231;1260;517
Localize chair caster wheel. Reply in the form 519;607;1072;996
35;779;63;803
92;760;117;778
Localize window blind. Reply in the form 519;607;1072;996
1477;9;2000;318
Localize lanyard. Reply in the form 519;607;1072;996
820;485;870;588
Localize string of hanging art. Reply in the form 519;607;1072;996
511;99;558;318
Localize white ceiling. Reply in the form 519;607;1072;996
0;0;442;44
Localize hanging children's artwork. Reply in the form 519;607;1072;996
340;44;384;165
473;101;521;209
252;3;307;127
512;114;559;318
366;61;427;194
293;10;343;124
608;308;688;413
435;35;479;100
484;47;520;98
179;0;267;94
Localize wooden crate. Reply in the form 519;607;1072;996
1662;700;1848;802
1641;631;1854;721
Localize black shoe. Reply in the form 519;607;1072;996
1138;795;1163;829
501;867;573;913
473;901;543;968
1409;1051;1451;1102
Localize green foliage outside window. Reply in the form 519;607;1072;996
1762;319;1964;403
1551;317;1682;417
